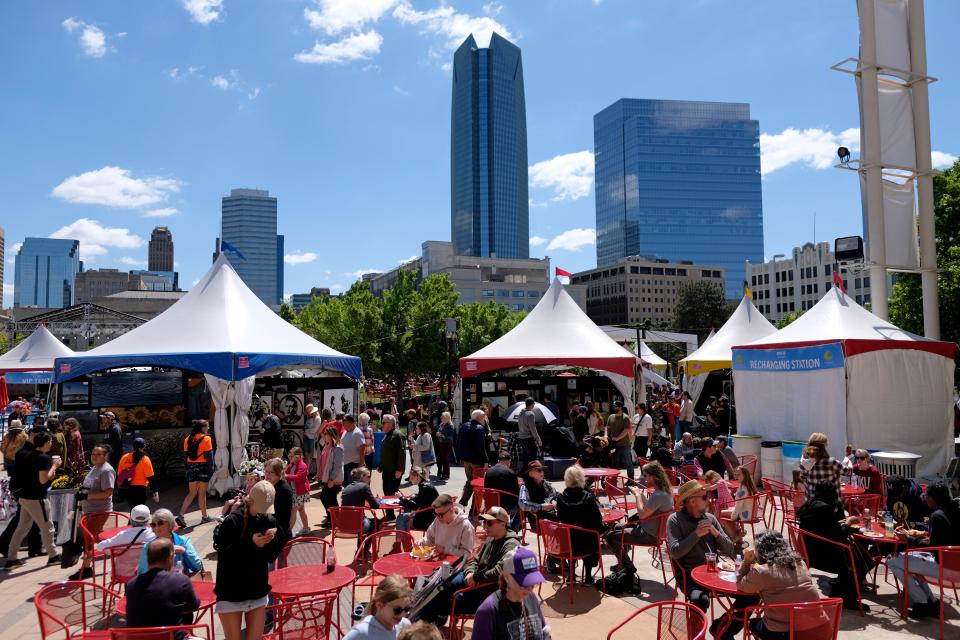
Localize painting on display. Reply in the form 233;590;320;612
255;395;273;416
61;381;89;407
274;393;305;426
323;389;354;418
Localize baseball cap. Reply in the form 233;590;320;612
480;506;509;523
249;480;276;514
503;547;545;587
578;405;587;412
130;504;151;524
133;437;146;449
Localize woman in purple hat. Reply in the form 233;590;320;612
472;547;552;640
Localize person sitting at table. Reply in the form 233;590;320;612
576;434;606;468
605;461;674;576
696;439;728;478
484;452;520;519
797;432;850;502
795;480;874;610
419;506;520;625
125;537;201;639
422;494;475;559
138;509;205;577
341;466;382;541
716;437;740;474
95;504;155;552
885;475;931;525
344;573;413;639
849;449;883;494
735;530;822;640
518;460;559;533
667;480;754;640
396;466;439;534
886;482;960;619
672;432;695;464
472;547;552;640
555;465;604;584
717;466;758;540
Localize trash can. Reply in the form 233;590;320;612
760;441;782;486
872;451;921;480
781;441;806;485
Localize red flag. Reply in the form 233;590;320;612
833;270;846;293
555;267;571;277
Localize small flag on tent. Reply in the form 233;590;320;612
220;240;247;261
743;281;752;299
833;270;846;293
555;267;571;277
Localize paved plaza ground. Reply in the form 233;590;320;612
0;464;956;639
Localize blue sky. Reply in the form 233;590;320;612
3;0;959;308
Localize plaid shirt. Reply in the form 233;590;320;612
799;457;847;501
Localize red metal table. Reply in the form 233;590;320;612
582;468;620;479
270;563;356;637
691;563;750;620
601;507;626;525
841;485;865;497
373;552;459;580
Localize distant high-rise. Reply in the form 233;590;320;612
13;237;81;308
451;32;528;259
594;99;764;297
148;226;174;272
220;188;283;308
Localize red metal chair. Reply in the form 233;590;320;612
678;464;700;481
663;469;679;486
776;489;806;534
263;593;338;640
738;455;758;478
900;545;960;639
352;530;416;605
790;524;867;616
282;536;334;567
606;600;707;640
447;582;497;640
843;493;882;517
407;505;437;538
667;557;687;600
35;580;121;640
713;598;843;640
109;625;211;640
604;481;632;511
538;520;605;603
105;543;148;611
80;511;130;584
720;491;770;541
619;511;673;587
329;506;372;546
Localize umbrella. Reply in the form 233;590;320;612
503;401;557;424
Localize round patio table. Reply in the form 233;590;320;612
841;485;865;497
601;507;626;525
98;526;129;541
582;467;620;479
269;563;355;598
691;564;744;596
373;552;459;579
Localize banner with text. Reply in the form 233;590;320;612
732;343;845;373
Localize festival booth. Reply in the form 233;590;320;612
636;341;668;371
459;278;642;423
679;295;776;409
53;255;362;495
0;325;76;414
731;287;956;479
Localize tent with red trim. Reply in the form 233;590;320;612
731;286;956;478
0;325;75;375
459;278;642;408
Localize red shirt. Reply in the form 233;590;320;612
665;401;680;426
322;420;344;438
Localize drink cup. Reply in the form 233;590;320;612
705;552;717;573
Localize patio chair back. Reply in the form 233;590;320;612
606;600;707;639
264;593;337;640
283;537;333;566
329;506;368;539
107;542;146;589
110;625;211;640
35;580;120;640
738;455;758;478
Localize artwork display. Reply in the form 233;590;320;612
481;381;495;393
323;389;354;417
61;381;89;407
274;393;304;426
255;395;273;416
101;405;184;429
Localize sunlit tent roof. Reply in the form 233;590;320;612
678;295;776;375
54;255;361;382
635;341;668;369
0;325;75;373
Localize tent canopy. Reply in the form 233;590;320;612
0;325;75;373
460;278;639;378
54;255;361;382
679;295;776;375
635;341;668;369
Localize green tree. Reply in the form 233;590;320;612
672;280;731;343
889;159;960;346
295;281;383;376
455;302;526;357
776;310;806;329
278;300;296;323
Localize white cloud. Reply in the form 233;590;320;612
191;278;200;287
759;127;860;176
284;251;319;265
62;17;107;58
248;87;261;100
344;268;381;279
932;151;958;169
52;166;181;208
211;74;235;90
393;85;410;96
118;256;146;267
482;2;504;17
7;242;23;264
143;207;180;218
393;2;513;49
529;151;595;202
440;62;452;72
2;283;12;296
330;283;344;293
545;228;596;252
295;30;383;64
304;0;398;35
529;236;546;247
181;0;224;25
169;66;202;80
49;218;145;262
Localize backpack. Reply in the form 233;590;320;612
549;426;578;458
597;566;639;596
187;435;204;462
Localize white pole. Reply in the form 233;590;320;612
908;0;941;339
859;0;890;319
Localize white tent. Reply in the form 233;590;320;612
0;325;75;375
635;341;669;370
678;295;776;405
460;278;642;409
55;255;361;494
732;287;956;478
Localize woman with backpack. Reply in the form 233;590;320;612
177;419;214;528
117;437;158;509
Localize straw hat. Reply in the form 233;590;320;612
677;480;706;504
305;404;319;417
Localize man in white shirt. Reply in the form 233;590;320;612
340;415;366;486
633;403;654;458
95;504;155;552
677;391;695;441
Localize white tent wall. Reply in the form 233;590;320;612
733;367;847;451
684;372;708;407
845;349;955;479
206;374;256;496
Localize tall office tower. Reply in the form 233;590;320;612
594;99;763;297
220;188;283;308
148;226;174;272
451;32;529;259
13;237;81;308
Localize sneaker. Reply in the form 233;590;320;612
175;515;188;529
47;554;62;565
68;567;94;580
909;599;939;619
297;527;311;537
200;516;213;524
3;559;25;570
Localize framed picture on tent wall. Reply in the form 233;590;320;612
61;381;89;407
256;395;273;416
323;389;354;417
275;393;304;426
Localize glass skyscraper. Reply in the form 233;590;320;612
451;32;528;259
220;188;284;308
13;237;81;308
594;99;763;297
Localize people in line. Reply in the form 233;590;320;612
422;494;475;559
264;458;294;545
343;574;413;639
605;461;674;574
473;547;552;640
117;437;159;509
285;447;311;536
68;444;116;579
396;466;439;533
317;425;344;529
139;508;204;576
214;480;283;640
555;465;604;583
178;419;214;529
125;537;201;639
4;432;62;569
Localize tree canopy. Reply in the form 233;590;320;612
672;280;732;344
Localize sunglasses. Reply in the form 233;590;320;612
856;456;869;460
391;606;411;615
435;509;451;517
149;522;167;528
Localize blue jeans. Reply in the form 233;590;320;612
749;618;790;640
612;447;634;479
395;512;412;531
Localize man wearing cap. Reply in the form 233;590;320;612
340;415;365;486
516;398;542;474
605;401;635;480
668;480;755;639
421;506;520;625
96;504;156;552
696;439;727;477
302;403;322;475
100;411;124;471
571;405;589;443
473;547;552;640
